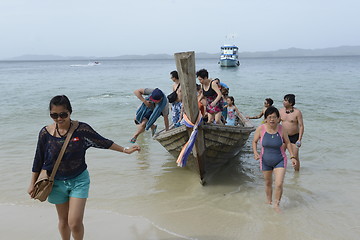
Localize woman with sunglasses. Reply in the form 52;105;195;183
27;95;140;240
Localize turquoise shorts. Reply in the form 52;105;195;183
48;170;90;204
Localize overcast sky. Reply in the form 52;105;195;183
0;0;359;59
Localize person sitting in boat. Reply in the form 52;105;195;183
247;98;273;121
196;69;224;124
220;85;229;124
224;96;245;126
196;84;206;117
213;77;229;123
174;83;205;128
214;78;229;91
221;85;229;98
130;88;169;143
169;70;183;126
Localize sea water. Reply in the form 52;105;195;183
0;56;359;239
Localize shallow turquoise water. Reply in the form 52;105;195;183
1;56;359;239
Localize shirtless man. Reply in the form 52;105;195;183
169;70;182;124
279;94;304;171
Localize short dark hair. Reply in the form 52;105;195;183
221;87;229;95
227;96;235;105
264;106;280;119
265;98;273;106
196;69;209;79
170;70;178;79
284;94;296;106
49;95;72;113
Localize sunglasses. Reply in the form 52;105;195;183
50;112;69;119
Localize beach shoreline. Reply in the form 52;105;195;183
0;204;187;240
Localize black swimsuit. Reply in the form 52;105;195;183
202;80;223;114
202;80;217;97
288;133;299;144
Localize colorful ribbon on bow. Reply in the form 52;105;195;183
176;113;202;167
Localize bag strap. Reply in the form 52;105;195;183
174;84;180;91
49;120;79;181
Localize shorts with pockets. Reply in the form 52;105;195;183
48;169;90;204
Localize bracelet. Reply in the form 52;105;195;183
290;156;296;159
123;147;129;152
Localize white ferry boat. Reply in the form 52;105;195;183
219;45;240;67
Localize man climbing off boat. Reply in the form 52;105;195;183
130;88;169;143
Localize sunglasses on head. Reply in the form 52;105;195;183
50;112;69;119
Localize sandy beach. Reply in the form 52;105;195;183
0;204;185;240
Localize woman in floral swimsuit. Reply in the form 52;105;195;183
196;69;223;124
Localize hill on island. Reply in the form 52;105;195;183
4;46;360;61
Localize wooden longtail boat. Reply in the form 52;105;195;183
154;51;255;184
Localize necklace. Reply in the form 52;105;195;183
271;133;279;139
266;125;278;138
285;108;294;114
56;122;72;137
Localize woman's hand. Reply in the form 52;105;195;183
27;184;35;198
254;152;260;160
124;145;141;154
291;157;297;167
27;172;39;198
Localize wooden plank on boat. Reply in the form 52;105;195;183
174;51;206;183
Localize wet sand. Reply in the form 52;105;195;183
0;204;186;240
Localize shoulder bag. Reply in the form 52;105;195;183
167;84;180;103
32;121;79;202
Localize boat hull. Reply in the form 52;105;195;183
154;119;255;181
220;59;239;67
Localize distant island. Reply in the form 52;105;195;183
3;46;360;61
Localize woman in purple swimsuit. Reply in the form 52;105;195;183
252;106;297;211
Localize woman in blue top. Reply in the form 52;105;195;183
27;95;140;240
252;106;297;212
